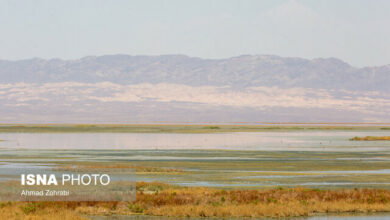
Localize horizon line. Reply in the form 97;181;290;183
2;53;388;69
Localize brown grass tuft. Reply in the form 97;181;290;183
350;136;390;141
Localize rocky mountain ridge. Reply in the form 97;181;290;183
1;54;389;91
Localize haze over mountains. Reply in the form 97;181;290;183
1;55;389;123
1;54;390;91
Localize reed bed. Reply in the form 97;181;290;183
0;201;88;220
350;136;390;141
135;182;390;217
3;182;390;219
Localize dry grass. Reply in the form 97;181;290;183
0;202;88;220
350;136;390;141
135;182;390;217
2;182;390;219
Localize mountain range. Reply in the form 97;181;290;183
1;54;389;92
0;54;389;123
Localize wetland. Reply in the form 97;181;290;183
1;124;390;219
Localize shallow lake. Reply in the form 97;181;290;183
0;130;390;151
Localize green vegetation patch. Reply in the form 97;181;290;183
350;136;390;141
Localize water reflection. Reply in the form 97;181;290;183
0;131;390;151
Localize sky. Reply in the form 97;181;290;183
0;0;390;67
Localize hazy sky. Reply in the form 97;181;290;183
1;0;389;66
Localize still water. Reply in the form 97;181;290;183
1;130;390;151
2;130;390;219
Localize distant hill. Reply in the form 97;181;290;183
0;54;389;123
1;54;389;91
